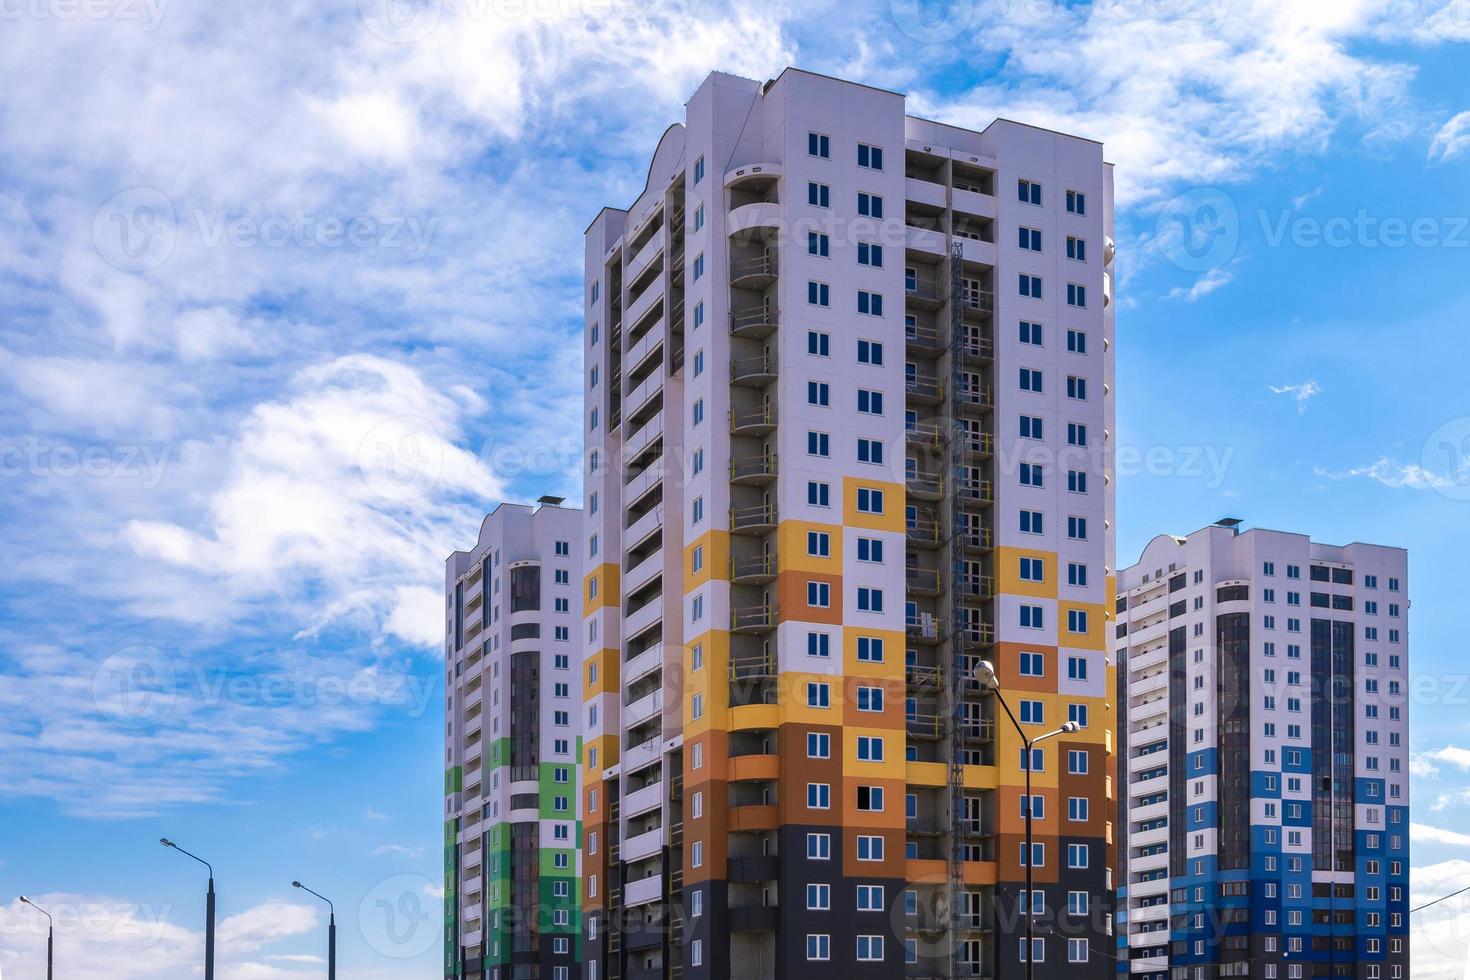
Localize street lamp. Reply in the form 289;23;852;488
292;881;335;980
975;659;1080;980
161;838;214;980
19;896;53;980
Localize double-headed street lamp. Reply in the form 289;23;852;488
160;838;215;980
292;881;336;980
18;896;53;980
974;659;1079;980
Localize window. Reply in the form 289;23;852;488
808;132;830;158
807;330;830;356
1020;605;1044;629
807;431;830;457
857;192;883;218
807;181;830;207
808;480;831;507
1067;375;1087;400
1067;655;1088;680
856;487;885;514
807;380;830;407
808;231;830;257
807;682;830;708
857;587;884;612
806;934;830;961
1066;236;1086;261
1068;750;1089;775
1019;226;1042;251
1020;415;1043;439
1067;842;1089;868
693;155;705;183
856;686;884;712
856;885;884;911
1066;189;1086;214
856;835;884;860
1020;556;1045;581
1066;282;1087;307
857;290;884;316
693;206;703;233
857;143;883;170
807;281;830;307
856;785;884;811
1068;609;1089;634
857;339;884;364
1018;179;1042;205
807;632;830;659
807;883;830;910
807;833;830;859
1020;699;1044;725
1020;462;1044;487
857;635;884;662
1019;320;1042;345
1066;328;1086;353
1019;367;1043;392
692;253;704;280
1020;509;1044;534
857;389;883;414
857;735;885;761
1068;516;1088;540
856;935;884;961
807;782;831;809
1067;422;1087;446
1020;651;1044;676
1068;796;1089;821
857;241;883;267
1019;273;1042;298
1067;470;1087;493
856;537;883;563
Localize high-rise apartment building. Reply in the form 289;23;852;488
1116;522;1409;980
445;498;585;980
582;67;1117;980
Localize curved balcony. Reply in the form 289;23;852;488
728;803;778;833
724;162;782;191
728;753;779;783
728;201;781;238
730;404;776;437
730;452;777;486
730;305;778;340
730;552;776;585
731;353;777;387
731;605;776;634
730;503;776;534
730;253;777;291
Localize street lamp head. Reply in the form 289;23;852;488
292;881;302;889
1062;721;1080;733
160;838;174;848
19;895;29;904
974;659;999;691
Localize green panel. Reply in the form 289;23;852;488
443;818;458;978
444;765;463;795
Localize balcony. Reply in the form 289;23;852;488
728;803;778;832
731;605;775;634
959;286;994;318
624;873;663;908
956;381;993;411
623;825;664;863
905;274;945;310
730;253;777;290
623;736;661;774
625;688;663;726
906;224;946;257
730;453;777;486
957;477;994;508
731;552;776;585
730;504;776;534
962;333;994;363
905;176;946;210
906;612;942;644
906;566;942;596
958;526;994;553
729;906;778;932
731;353;777;387
961;431;994;459
728;200;781;238
730;305;778;340
625;647;662;687
906;470;943;501
956;574;996;602
906;513;942;549
907;420;945;452
906;372;943;405
906;323;945;355
624;778;665;818
730;404;775;436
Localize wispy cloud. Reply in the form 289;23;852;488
1414;822;1470;847
1269;380;1322;414
1316;458;1454;491
372;843;425;860
1165;265;1236;302
1430;110;1470;163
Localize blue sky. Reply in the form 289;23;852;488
1;0;1469;976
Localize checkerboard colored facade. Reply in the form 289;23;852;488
1116;524;1409;979
446;500;584;980
582;68;1117;980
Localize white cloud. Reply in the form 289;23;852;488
1165;265;1235;302
1424;746;1470;771
0;894;315;980
372;843;425;860
1415;823;1470;847
1269;380;1322;414
1316;458;1454;490
1430;110;1470;162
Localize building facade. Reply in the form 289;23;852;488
445;498;585;980
582;68;1117;980
1116;523;1410;980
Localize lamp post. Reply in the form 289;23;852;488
975;659;1079;980
19;896;53;980
292;881;335;980
161;838;214;980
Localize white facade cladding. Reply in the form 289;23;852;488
1116;522;1409;980
445;498;585;980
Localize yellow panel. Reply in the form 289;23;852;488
842;627;905;681
775;519;844;573
906;761;947;787
996;545;1059;600
1058;599;1108;651
584;733;619;774
841;477;905;533
584;562;620;612
681;629;730;738
584;647;620;698
684;530;730;590
729;703;780;732
962;763;1000;791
